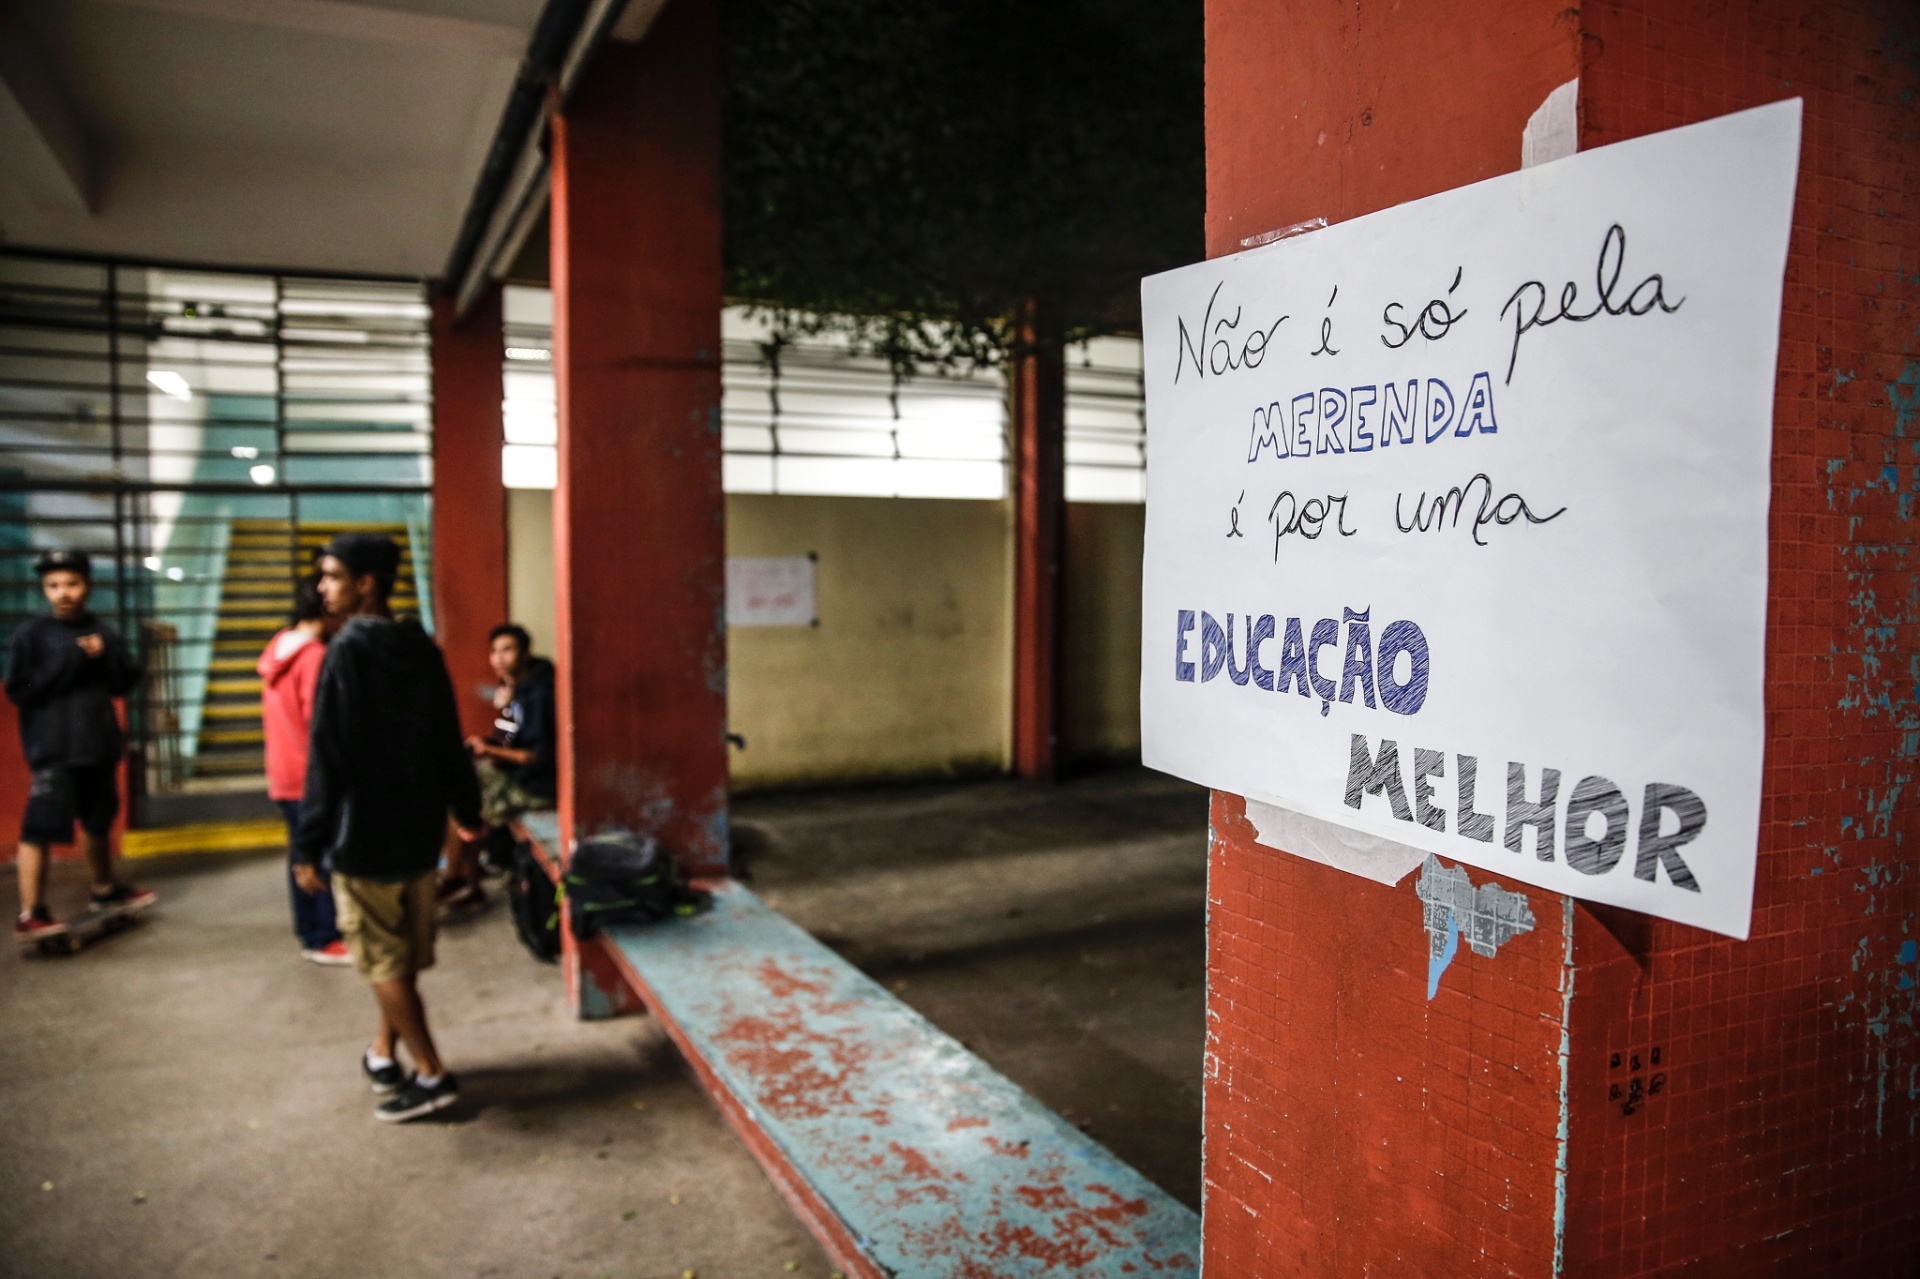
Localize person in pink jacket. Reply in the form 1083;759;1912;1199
259;575;346;964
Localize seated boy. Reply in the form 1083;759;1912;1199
439;624;554;907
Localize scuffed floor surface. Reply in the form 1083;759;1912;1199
0;853;830;1279
0;766;1207;1277
737;766;1210;1209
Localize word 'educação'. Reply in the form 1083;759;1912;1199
1175;606;1428;718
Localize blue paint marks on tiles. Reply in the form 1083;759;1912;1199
1428;909;1459;1000
601;882;1199;1278
1415;854;1535;999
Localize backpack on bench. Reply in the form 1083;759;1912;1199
562;834;711;940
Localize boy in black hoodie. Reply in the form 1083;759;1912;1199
7;550;151;940
293;533;482;1122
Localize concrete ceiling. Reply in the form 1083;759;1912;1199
0;0;546;277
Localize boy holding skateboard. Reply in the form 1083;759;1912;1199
8;550;153;941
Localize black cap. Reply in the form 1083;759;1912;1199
322;532;400;597
34;549;91;580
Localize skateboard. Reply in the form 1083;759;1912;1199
15;896;155;957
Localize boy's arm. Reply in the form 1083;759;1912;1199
520;680;556;778
433;655;483;832
293;642;324;723
4;625;83;709
292;652;348;866
97;624;142;697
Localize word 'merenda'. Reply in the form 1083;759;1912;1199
1248;372;1499;463
1344;733;1705;891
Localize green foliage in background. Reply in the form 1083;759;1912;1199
724;0;1203;369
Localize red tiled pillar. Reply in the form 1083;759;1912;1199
430;285;508;739
1199;1;1918;1274
549;0;727;881
1559;4;1919;1272
1011;304;1065;779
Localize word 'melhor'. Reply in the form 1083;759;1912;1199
1344;733;1706;891
1248;372;1499;463
1175;607;1429;718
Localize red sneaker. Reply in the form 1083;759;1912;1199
15;909;67;941
302;940;353;967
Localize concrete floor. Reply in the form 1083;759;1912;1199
0;767;1208;1277
736;766;1209;1208
0;856;830;1279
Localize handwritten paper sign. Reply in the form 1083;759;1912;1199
727;556;816;628
1139;101;1801;938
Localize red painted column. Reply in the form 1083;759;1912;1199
1557;4;1919;1273
430;285;508;738
1011;304;1065;779
1200;1;1918;1275
1200;8;1582;1267
549;0;727;884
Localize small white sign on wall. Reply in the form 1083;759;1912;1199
728;556;816;628
1138;101;1802;939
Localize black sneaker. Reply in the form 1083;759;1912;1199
362;1052;407;1096
375;1073;458;1123
90;883;157;911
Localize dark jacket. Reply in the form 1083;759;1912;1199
498;657;556;801
4;613;140;769
294;615;481;881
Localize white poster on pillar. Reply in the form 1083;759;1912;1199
1138;101;1802;939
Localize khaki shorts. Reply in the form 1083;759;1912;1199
477;758;553;828
333;871;437;982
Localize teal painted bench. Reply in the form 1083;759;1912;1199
516;812;1199;1279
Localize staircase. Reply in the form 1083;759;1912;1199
193;519;421;784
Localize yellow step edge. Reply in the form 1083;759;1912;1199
220;591;420;604
200;704;262;720
124;818;286;860
199;730;265;745
234;522;407;527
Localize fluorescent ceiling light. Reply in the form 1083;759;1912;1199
146;370;192;400
142;556;161;571
165;567;185;581
249;464;277;486
231;445;259;459
506;347;551;361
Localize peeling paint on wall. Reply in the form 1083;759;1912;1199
1416;854;1537;998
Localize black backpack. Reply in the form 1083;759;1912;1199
506;840;561;963
562;834;711;940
